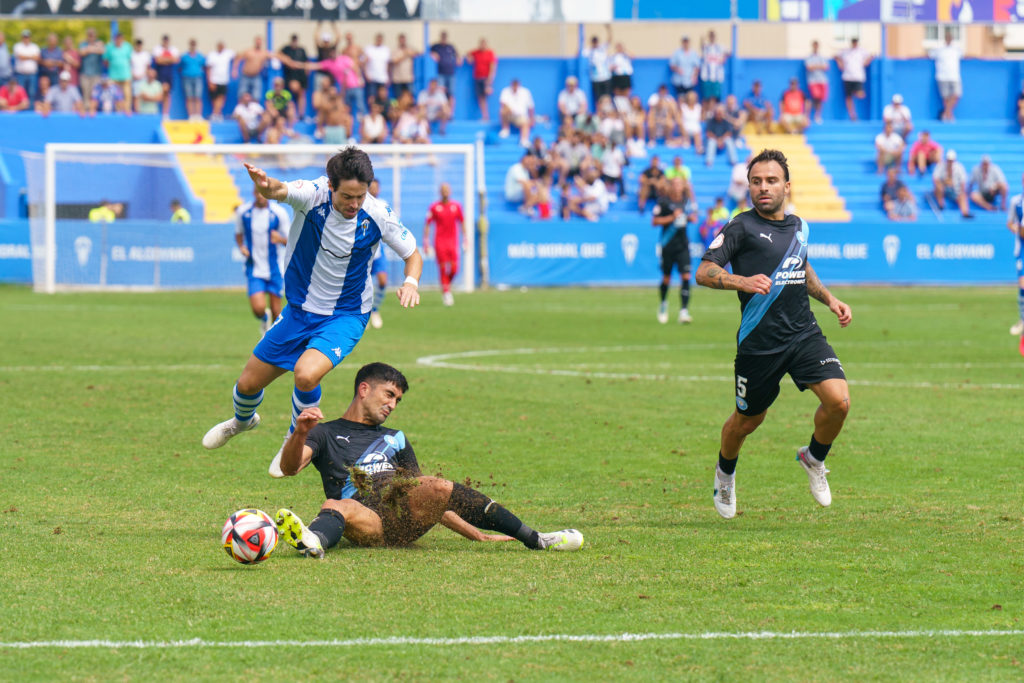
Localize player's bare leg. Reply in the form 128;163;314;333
202;355;287;449
796;378;850;507
713;409;766;519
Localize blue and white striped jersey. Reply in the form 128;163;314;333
281;176;417;316
235;200;290;281
1008;194;1024;260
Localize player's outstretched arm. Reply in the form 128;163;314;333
440;511;514;542
279;407;321;476
243;162;289;201
396;249;424;308
695;260;771;294
806;263;852;327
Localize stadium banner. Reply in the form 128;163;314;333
614;0;758;20
487;220;1017;287
760;0;1024;23
0;0;420;19
0;219;32;283
0;219;441;289
453;0;612;22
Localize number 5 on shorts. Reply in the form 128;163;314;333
736;375;748;398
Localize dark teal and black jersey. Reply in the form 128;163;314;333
306;417;421;500
701;209;820;355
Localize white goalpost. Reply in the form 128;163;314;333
29;142;479;294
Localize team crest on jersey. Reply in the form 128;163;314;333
709;233;725;249
360;219;369;236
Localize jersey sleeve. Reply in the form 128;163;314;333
702;218;745;266
378;204;418;260
282;176;326;213
305;424;328;468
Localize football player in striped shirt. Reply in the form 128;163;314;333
203;147;423;477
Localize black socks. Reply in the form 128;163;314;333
717;451;737;476
448;482;540;549
809;434;831;463
309;508;346;549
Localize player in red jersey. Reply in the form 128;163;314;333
423;182;466;306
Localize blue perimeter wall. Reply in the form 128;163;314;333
2;217;1015;287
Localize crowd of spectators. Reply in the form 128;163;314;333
499;29;817;224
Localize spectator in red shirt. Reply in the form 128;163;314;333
466;38;497;120
778;78;808;134
0;75;30;112
907;129;942;177
423;182;466;307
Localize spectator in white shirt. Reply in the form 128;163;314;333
836;37;872;121
557;76;588;122
13;30;41;101
968;155;1008;212
933;149;973;219
504;153;539;213
233;91;266;143
565;166;608;221
874;120;905;174
498;78;535;146
417;78;451;135
882;93;913;139
932;29;962;122
205;41;235;122
361;33;391;103
609;42;633;97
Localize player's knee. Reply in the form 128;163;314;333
293;367;322;392
824;394;850;421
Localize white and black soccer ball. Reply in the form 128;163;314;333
221;509;278;565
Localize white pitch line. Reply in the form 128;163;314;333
0;364;231;373
417;348;1024;391
3;629;1024;649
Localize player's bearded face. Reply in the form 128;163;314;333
362;381;403;424
748;161;789;217
332;179;368;219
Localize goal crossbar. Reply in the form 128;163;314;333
38;142;478;294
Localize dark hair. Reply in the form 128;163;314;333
747;148;790;182
326;147;375;190
354;363;409;396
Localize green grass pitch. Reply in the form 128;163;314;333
1;283;1022;681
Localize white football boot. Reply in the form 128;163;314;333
678;308;693;324
796;446;832;507
657;302;669;324
202;413;261;450
537;529;584;551
1010;319;1024;336
713;468;736;519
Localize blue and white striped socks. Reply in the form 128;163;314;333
372;282;386;312
1018;287;1024;323
290;385;322;434
233;384;263;424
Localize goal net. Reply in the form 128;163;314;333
26;142;477;293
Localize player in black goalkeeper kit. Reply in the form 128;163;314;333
696;149;852;519
273;362;583;556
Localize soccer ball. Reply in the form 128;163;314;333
221;509;278;565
